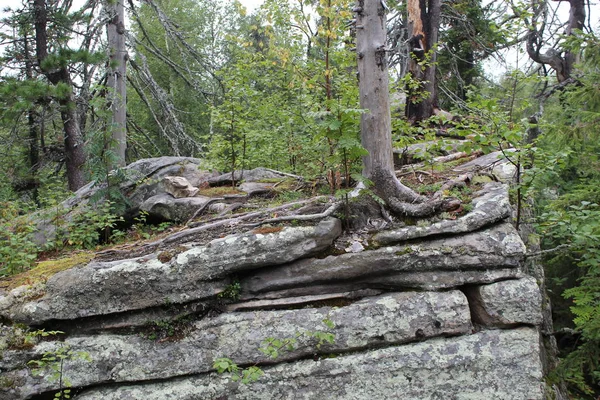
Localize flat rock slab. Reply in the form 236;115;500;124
467;276;543;327
139;194;212;222
0;292;471;399
454;150;517;182
373;183;512;245
0;219;342;324
243;222;525;295
240;270;524;301
209;168;294;186
73;328;544;400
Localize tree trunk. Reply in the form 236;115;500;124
106;0;127;167
405;0;441;123
33;0;87;191
355;0;458;217
526;0;585;83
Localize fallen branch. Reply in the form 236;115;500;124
185;197;225;225
242;202;341;227
525;244;573;258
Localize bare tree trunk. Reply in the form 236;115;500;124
405;0;441;123
33;0;87;191
355;0;458;217
106;0;127;166
526;0;585;83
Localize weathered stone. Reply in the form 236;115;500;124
31;157;215;246
240;269;524;301
466;276;543;327
243;222;525;295
226;289;383;312
238;181;275;196
208;167;293;186
72;328;544;400
161;176;199;198
454;150;517;182
139;193;212;221
0;292;471;399
373;183;512;244
0;219;342;324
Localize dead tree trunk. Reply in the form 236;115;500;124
355;0;458;217
405;0;441;123
526;0;585;83
33;0;87;191
106;0;127;167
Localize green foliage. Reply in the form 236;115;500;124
527;32;600;398
218;281;242;301
0;203;38;276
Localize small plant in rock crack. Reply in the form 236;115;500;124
27;330;92;400
213;318;336;384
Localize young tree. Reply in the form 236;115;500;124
355;0;457;216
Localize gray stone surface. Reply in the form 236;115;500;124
0;292;471;399
240;270;524;301
73;328;544;400
139;193;212;221
373;183;512;244
0;219;342;324
243;222;525;295
208;167;293;186
454;150;517;182
31;157;214;245
161;176;199;198
468;277;543;327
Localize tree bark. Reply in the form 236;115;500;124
405;0;441;123
355;0;458;217
106;0;127;167
33;0;87;191
526;0;585;83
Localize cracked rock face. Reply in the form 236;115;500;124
0;218;342;324
0;292;471;399
0;166;549;400
242;222;525;296
73;328;544;400
466;277;543;327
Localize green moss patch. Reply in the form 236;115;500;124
0;251;94;291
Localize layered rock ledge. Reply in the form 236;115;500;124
0;174;549;399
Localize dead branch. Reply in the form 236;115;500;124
242;202;341;228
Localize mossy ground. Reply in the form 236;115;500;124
0;251;94;291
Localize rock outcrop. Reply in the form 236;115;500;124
0;174;550;399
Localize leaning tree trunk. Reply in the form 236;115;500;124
405;0;441;123
355;0;457;217
33;0;87;191
106;0;127;167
